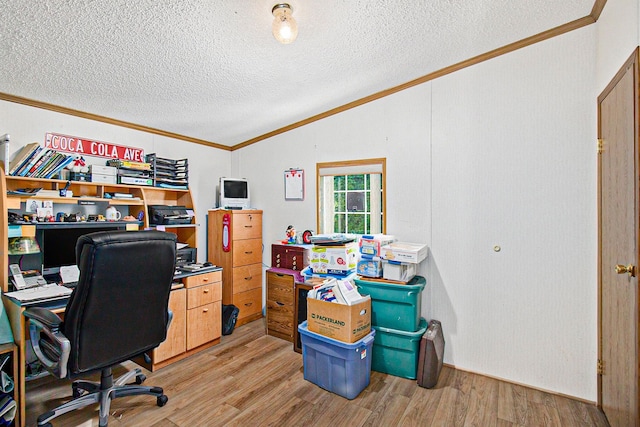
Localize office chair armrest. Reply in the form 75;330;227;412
24;307;63;331
167;309;173;329
24;308;70;379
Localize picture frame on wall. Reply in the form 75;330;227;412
284;168;304;200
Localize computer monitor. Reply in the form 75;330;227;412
40;224;126;275
217;177;250;209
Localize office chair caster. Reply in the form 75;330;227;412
157;394;168;407
135;373;146;384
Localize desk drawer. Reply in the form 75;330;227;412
187;283;221;309
233;288;262;321
183;270;222;288
232;264;262;294
187;302;220;350
266;271;294;305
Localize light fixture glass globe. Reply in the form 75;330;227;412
272;4;298;44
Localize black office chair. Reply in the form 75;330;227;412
24;230;177;427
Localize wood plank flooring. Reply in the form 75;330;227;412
25;319;609;426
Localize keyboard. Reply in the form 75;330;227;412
5;284;73;302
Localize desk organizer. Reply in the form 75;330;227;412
298;321;375;400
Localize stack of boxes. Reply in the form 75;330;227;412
356;234;394;278
355;240;429;380
299;235;375;400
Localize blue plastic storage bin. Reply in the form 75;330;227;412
354;275;426;331
371;318;428;379
298;321;375;399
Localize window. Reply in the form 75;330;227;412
316;158;386;235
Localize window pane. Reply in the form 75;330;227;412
347;174;365;190
334;193;345;211
348;214;366;234
334;176;345;191
334;214;345;233
347;192;365;212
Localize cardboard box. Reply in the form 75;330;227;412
307;296;371;343
357;257;383;278
310;242;358;275
359;234;395;257
380;242;428;264
382;260;417;282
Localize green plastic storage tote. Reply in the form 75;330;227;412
371;318;428;379
354;275;426;331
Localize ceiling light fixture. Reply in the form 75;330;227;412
272;3;298;44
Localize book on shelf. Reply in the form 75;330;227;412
44;155;74;179
37;153;65;178
107;159;151;171
18;146;44;176
118;176;153;186
26;149;55;177
9;143;40;175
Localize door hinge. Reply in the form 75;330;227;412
597;359;605;375
597;139;604;154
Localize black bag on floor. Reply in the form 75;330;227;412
222;304;239;335
417;319;445;388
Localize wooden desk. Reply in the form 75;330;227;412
2;267;222;427
3;296;66;427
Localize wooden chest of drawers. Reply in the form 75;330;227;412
208;209;263;327
271;243;310;271
266;268;305;342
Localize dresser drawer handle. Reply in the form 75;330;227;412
276;273;285;277
276;301;285;306
203;308;209;313
244;276;253;280
244;302;253;307
244;225;253;228
203;289;209;293
244;251;253;254
202;277;209;282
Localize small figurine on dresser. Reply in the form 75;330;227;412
285;225;296;244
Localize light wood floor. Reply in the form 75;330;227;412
26;319;609;426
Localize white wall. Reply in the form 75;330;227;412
431;27;597;398
0;100;231;260
236;26;598;399
596;0;639;93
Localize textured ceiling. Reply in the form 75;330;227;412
1;0;595;148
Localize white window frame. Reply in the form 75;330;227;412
316;158;386;235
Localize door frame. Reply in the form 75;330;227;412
596;46;640;413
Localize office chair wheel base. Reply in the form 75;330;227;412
72;384;82;398
157;394;168;407
135;374;146;384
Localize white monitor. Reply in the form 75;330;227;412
218;177;250;209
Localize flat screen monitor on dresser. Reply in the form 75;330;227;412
40;224;126;276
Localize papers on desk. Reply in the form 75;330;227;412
60;265;80;285
5;284;72;302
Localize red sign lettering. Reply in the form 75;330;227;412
45;133;144;162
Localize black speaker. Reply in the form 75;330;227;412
417;319;445;388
